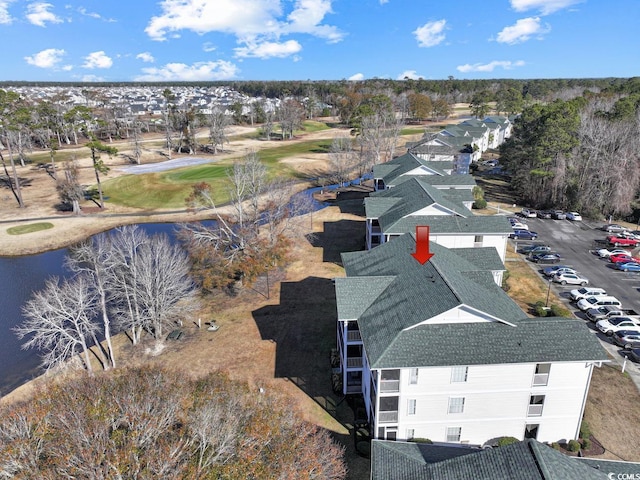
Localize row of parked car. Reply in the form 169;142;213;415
569;286;640;353
520;208;582;221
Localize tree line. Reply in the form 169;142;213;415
0;366;347;479
499;92;640;219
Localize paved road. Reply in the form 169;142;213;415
508;215;640;390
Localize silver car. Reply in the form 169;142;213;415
553;272;588;286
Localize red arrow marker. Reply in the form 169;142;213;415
412;226;434;265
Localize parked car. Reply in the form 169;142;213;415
597;248;629;258
482;159;498;167
552;210;567;220
596;317;640;336
566;212;582;221
509;219;529;230
615;262;640;272
606;235;638;247
520;208;537;218
570;287;607;302
531;253;561;264
609;253;639;264
611;330;640;349
629;348;640;362
577;295;621;311
509;229;538;240
553;273;588;286
537;210;553;219
519;244;550;255
543;265;574;277
602;224;628;233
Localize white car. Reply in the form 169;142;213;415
566;212;582;221
596;317;640;336
597;248;628;258
570;287;607;301
521;208;537;218
510;220;529;230
553;272;588;286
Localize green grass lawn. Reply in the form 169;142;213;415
7;222;54;235
102;137;333;209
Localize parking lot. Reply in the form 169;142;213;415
509;214;640;384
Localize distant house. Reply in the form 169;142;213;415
371;438;638;479
335;234;608;446
364;177;512;261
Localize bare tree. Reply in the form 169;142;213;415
56;160;84;214
15;275;100;374
356;111;403;176
132;233;199;341
329;135;356;187
207;107;230;154
278;98;305;140
0;367;347;479
66;237;118;369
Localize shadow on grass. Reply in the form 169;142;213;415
306;219;365;264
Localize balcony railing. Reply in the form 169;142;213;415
379;380;399;393
527;404;544;416
347;330;362;342
378;411;398;423
532;373;549;386
347;357;363;368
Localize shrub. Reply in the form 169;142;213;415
582;438;592;451
549;303;572;318
496;436;519;447
534;301;548;317
408;438;433;444
568;439;581;452
579;421;592;440
473;198;487;209
551;442;561;451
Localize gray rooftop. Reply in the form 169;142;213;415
371;439;615;480
384;215;512;236
338;234;608;369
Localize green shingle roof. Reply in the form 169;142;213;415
338;234;608;369
371;439;614;480
334;276;395;320
384;214;512;236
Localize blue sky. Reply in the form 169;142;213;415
0;0;637;82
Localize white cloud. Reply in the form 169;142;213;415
235;39;302;59
510;0;582;15
0;0;15;24
282;0;343;43
457;60;526;73
496;17;549;44
413;19;446;47
348;73;364;81
77;6;116;22
136;52;155;63
82;51;113;69
62;64;73;71
145;0;344;59
202;42;216;52
397;70;423;80
134;60;239;81
379;0;389;4
26;2;63;27
24;48;65;68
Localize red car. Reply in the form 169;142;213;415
607;235;639;247
609;253;640;264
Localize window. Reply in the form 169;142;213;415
533;363;551;386
451;366;468;383
409;368;419;385
406;428;415;440
448;397;465;414
408;399;416;415
528;395;545;417
474;235;483;247
525;424;539;440
446;427;462;442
